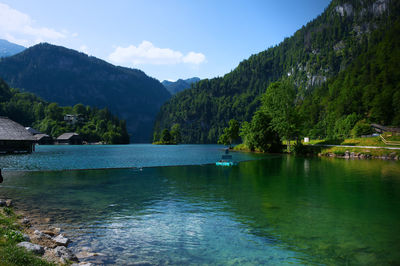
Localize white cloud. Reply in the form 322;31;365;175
183;51;206;64
0;3;67;46
79;45;89;54
108;41;206;66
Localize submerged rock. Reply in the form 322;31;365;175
53;246;78;262
17;241;45;255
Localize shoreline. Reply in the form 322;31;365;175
1;199;95;265
233;145;400;161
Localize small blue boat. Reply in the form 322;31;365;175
216;149;237;166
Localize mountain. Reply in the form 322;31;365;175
0;43;171;142
154;0;399;143
162;77;200;95
0;39;25;57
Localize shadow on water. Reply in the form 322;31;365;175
0;156;400;264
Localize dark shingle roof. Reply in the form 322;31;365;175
34;133;52;140
57;132;80;140
0;117;35;141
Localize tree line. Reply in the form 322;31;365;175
0;78;129;144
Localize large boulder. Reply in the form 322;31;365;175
53;234;70;246
17;241;45;255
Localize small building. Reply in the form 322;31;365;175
35;134;54;145
56;133;83;145
25;127;41;135
0;117;36;154
371;124;400;136
64;114;83;125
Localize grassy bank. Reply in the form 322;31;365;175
0;206;53;266
304;135;400;147
234;140;400;160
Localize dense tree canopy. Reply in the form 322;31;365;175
0;78;129;144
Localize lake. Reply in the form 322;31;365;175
1;145;400;265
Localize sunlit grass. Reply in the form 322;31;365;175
0;207;54;266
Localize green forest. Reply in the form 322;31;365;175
0;78;129;144
154;0;400;146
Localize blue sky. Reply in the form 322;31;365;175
0;0;331;81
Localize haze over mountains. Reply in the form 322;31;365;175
162;77;200;95
0;43;171;142
0;39;25;57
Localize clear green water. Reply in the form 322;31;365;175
1;145;400;265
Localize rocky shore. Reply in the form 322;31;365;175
0;199;97;265
320;150;399;160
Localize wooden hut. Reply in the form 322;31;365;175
56;133;83;145
35;134;54;145
0;117;36;154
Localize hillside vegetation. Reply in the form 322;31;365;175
0;79;129;144
155;0;399;144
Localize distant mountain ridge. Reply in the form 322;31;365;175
0;43;171;142
0;39;25;57
162;77;200;95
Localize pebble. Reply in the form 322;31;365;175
22;217;31;225
5;199;12;207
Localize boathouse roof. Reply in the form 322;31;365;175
34;133;52;140
57;132;80;140
0;117;36;141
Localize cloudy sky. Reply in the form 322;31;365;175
0;0;330;81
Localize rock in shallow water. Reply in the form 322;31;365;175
53;234;70;246
17;241;45;255
53;246;78;262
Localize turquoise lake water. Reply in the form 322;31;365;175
1;145;400;265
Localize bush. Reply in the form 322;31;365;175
352;121;373;137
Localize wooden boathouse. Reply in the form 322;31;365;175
56;133;83;145
0;117;36;154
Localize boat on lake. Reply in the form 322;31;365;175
216;149;237;166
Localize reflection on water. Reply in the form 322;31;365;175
0;153;400;265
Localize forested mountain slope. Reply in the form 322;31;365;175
155;0;398;143
0;43;171;142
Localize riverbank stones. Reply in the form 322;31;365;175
53;234;70;246
17;241;45;255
